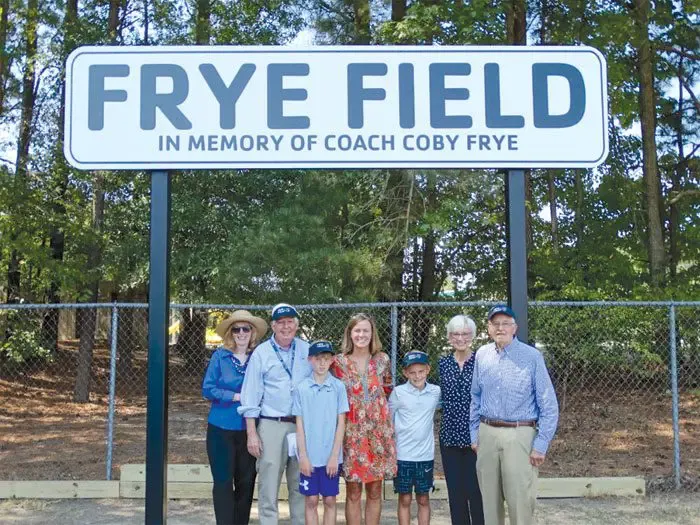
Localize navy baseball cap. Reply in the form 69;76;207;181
271;303;298;321
488;305;516;321
402;351;429;368
309;340;334;356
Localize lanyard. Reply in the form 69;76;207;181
270;337;296;379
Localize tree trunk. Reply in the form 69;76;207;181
6;0;39;304
40;278;61;350
42;0;79;350
195;0;210;44
73;173;105;402
108;0;120;41
574;170;584;251
179;309;208;374
669;59;685;280
117;305;136;381
538;0;549;45
0;0;10;116
391;0;405;22
411;174;438;353
73;0;118;403
73;0;106;396
116;289;145;384
548;171;559;251
73;306;97;402
632;0;665;287
143;0;150;44
379;170;412;302
352;0;370;44
418;173;438;302
6;251;20;303
506;0;527;45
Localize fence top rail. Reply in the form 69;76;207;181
1;300;699;310
0;303;143;310
530;301;700;307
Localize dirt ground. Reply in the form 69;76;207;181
1;344;699;490
1;495;700;525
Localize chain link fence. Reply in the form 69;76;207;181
1;301;698;492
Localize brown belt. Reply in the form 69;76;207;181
480;417;537;428
260;415;296;423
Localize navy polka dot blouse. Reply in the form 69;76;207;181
438;353;476;447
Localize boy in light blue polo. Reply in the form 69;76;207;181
292;340;349;525
389;351;441;525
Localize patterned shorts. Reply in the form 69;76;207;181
393;460;434;495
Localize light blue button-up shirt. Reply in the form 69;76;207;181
292;374;349;467
238;336;311;418
389;382;441;461
469;337;559;454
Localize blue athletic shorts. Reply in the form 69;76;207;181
393;460;434;495
299;464;342;497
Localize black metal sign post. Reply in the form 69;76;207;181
145;170;171;524
505;169;529;343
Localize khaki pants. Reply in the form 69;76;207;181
476;423;537;525
257;419;304;525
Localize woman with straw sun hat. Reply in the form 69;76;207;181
202;310;268;525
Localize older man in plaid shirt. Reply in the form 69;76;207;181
469;306;559;525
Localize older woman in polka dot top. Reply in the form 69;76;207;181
438;315;484;525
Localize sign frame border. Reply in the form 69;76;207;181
64;45;609;170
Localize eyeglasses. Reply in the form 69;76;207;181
489;322;514;329
449;332;473;340
231;326;251;334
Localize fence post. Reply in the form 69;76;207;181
669;304;681;490
106;304;119;480
391;305;398;386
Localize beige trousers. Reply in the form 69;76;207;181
476;423;538;525
256;418;304;525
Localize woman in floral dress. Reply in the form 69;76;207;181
331;313;397;525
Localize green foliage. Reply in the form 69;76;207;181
532;306;668;381
0;310;52;366
0;322;52;364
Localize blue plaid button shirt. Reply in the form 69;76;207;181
469;337;559;454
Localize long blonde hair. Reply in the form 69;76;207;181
341;313;383;356
223;323;258;351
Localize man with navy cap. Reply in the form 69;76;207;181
469;306;559;525
239;303;312;525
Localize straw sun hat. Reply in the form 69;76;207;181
215;310;268;340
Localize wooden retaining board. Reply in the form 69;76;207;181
0;481;119;499
537;477;646;498
0;468;645;500
119;465;644;500
120;477;645;501
120;464;213;483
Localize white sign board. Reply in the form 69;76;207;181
64;45;608;170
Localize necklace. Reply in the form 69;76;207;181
350;352;372;402
351;352;370;374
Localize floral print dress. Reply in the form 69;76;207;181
331;352;397;483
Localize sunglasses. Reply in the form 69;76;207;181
231;326;252;334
